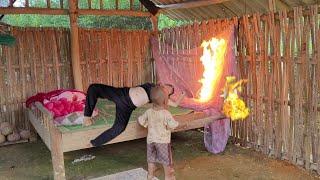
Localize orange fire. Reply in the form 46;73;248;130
198;38;227;102
222;76;249;121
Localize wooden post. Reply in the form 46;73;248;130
151;15;158;33
69;0;83;90
49;116;65;180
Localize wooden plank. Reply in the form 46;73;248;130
302;10;311;170
157;0;231;11
309;5;318;166
0;139;28;147
27;109;51;150
62;113;224;152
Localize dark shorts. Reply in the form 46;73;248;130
147;143;173;166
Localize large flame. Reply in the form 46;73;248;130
198;38;227;102
222;76;250;121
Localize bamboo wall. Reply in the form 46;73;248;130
157;19;237;87
79;28;152;90
0;28;73;130
159;5;320;174
235;5;320;173
0;27;152;131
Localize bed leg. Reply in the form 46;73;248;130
49;119;66;180
29;126;38;142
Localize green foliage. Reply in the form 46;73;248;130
158;14;190;30
3;14;70;27
1;0;189;30
78;15;152;29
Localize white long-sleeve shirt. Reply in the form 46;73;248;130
138;108;179;144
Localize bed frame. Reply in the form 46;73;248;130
28;102;224;180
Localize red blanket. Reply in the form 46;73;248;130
26;89;87;118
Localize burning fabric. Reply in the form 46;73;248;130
198;38;227;103
222;76;249;121
152;25;237;153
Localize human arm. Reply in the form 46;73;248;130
168;91;186;107
164;111;179;130
137;110;148;128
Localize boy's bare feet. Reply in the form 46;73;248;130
83;117;93;127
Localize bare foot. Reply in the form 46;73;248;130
83;117;93;127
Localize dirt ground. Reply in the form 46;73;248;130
0;130;318;180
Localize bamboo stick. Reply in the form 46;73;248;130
47;0;51;8
52;29;61;89
100;0;103;9
116;0;119;9
88;0;92;9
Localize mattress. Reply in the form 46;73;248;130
58;99;193;133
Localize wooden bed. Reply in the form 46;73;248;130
28;101;223;180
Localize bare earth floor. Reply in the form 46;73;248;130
0;130;318;180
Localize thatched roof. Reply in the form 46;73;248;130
151;0;319;20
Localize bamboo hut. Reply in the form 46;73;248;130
0;0;319;179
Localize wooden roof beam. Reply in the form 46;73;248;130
157;0;231;11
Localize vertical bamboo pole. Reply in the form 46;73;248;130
47;0;51;8
151;15;158;82
116;0;119;9
100;0;103;9
151;15;158;34
69;0;83;90
88;0;92;9
130;0;133;10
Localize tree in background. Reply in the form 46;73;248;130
1;0;188;30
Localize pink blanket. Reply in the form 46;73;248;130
26;89;97;125
152;26;237;153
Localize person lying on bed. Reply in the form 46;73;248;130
83;83;185;147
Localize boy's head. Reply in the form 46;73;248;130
157;83;175;97
151;85;168;107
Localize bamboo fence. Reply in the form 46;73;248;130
0;27;72;131
236;5;320;174
159;5;320;174
157;18;237;87
0;27;152;133
79;28;152;90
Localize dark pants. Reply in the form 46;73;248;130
84;84;136;147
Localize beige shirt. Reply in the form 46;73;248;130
138;108;179;144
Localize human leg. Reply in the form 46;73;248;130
163;165;175;180
84;83;119;117
90;106;132;146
